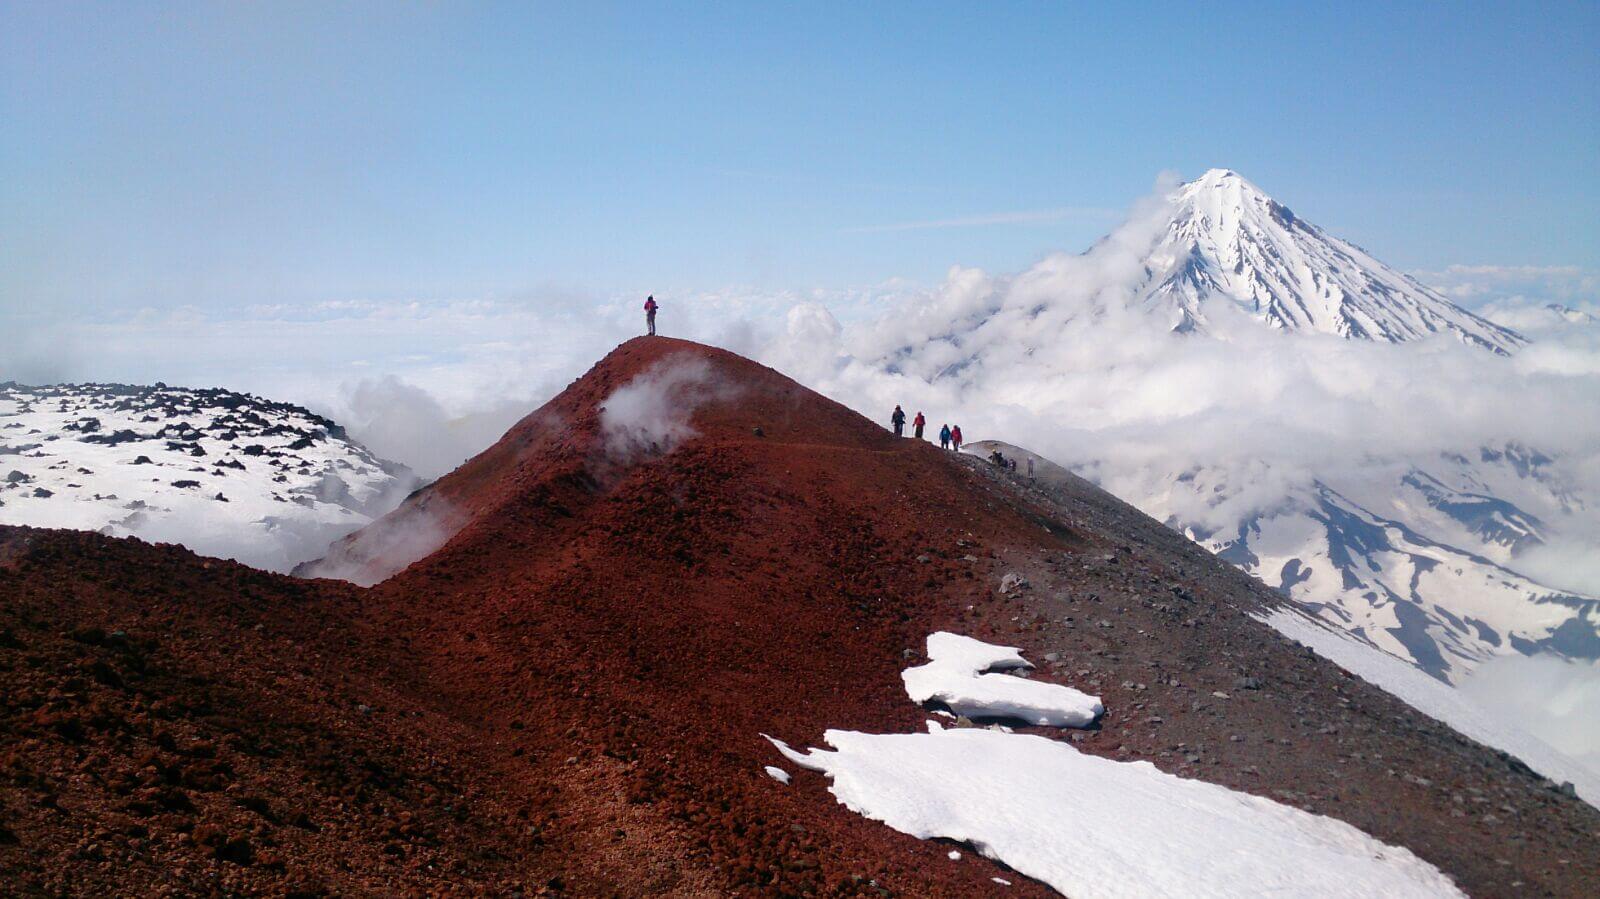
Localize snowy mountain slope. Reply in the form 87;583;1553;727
1176;474;1599;682
1140;169;1525;352
0;382;415;571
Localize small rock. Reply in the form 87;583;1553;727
1234;676;1263;690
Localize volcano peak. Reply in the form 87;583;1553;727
1144;169;1525;352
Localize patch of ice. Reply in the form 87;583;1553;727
770;725;1463;898
947;849;961;860
993;877;1012;886
763;765;791;785
901;632;1102;727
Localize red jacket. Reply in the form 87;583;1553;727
913;413;925;427
644;297;658;312
951;427;962;442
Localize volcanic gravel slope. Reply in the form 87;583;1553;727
3;336;1597;896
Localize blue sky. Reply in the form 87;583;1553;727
3;1;1598;316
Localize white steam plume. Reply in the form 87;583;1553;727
597;355;736;462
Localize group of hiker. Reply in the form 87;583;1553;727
891;404;1034;480
986;447;1033;479
638;302;1019;479
891;405;962;451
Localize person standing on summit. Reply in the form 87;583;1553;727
912;411;926;440
939;423;951;450
891;405;906;437
950;425;963;452
644;294;659;336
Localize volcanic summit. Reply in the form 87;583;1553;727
2;338;1596;896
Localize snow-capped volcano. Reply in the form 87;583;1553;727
0;382;416;571
812;167;1600;688
1143;169;1525;352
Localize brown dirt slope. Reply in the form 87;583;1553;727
4;336;1598;896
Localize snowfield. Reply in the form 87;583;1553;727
1160;460;1600;684
0;383;414;571
902;632;1102;727
771;633;1464;897
772;725;1463;899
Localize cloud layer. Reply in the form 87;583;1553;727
4;171;1599;775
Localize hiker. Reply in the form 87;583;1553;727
1027;456;1034;481
913;411;926;440
644;295;658;335
939;423;951;450
989;449;1006;468
950;425;963;452
890;405;906;437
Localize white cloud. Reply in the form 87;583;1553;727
1413;264;1598;309
1459;654;1600;779
328;375;532;481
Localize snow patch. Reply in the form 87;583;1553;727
763;765;791;785
901;632;1102;727
770;725;1462;898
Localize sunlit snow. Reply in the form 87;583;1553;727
769;632;1463;896
770;724;1462;898
902;632;1102;727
